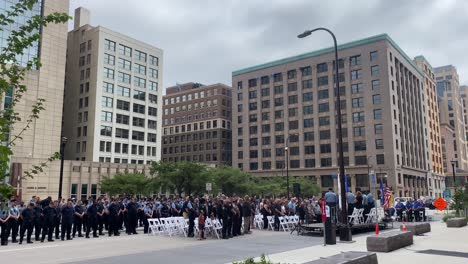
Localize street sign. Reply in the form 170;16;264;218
433;197;447;211
205;183;212;192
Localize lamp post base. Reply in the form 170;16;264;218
339;225;352;242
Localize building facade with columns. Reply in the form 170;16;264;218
232;34;432;198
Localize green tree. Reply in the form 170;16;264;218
207;165;252;196
0;0;70;197
100;172;151;196
248;176;320;198
151;161;208;196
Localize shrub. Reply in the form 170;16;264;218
233;255;275;264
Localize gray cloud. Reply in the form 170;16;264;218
70;0;468;88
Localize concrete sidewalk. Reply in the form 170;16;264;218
237;221;468;264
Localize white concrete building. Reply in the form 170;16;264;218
63;7;163;165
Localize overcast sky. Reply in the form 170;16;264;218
70;0;468;89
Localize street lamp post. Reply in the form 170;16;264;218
285;133;298;199
450;160;457;190
298;28;352;242
58;137;68;200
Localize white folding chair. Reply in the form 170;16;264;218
267;216;274;230
279;216;290;232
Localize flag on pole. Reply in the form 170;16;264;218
383;187;393;209
379;180;384;203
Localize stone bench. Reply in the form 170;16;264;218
366;231;413;252
303;251;378;264
405;222;431;235
446;217;467;228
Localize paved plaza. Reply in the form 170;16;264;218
0;222;466;264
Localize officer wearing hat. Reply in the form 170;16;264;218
8;199;19;243
19;202;35;244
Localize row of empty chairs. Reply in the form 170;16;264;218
148;217;224;239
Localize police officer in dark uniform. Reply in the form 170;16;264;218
72;200;84;237
8;199;19;243
61;200;74;241
19;202;35;244
183;196;195;237
96;199;105;236
33;201;43;241
0;201;11;246
108;199;120;237
86;199;99;238
126;197;138;235
41;200;57;242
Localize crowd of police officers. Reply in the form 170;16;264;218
0;195;258;245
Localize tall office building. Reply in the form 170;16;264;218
161;83;232;165
460;85;468;151
1;0;70;198
414;56;445;197
434;65;468;172
63;7;163;165
233;34;432;198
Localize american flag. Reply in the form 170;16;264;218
383;186;393;209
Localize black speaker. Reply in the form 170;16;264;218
293;183;300;195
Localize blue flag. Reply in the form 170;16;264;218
379;180;384;202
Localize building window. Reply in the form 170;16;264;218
373;109;382;120
317;63;328;73
301;66;312;76
116;114;129;125
302;79;313;89
103;82;114;94
318;89;329;99
318;103;329;113
288;95;298;104
351;83;363;94
149;68;158;78
317;76;328;86
101;97;113;108
354;140;366;151
116;100;130;111
104;53;115;65
103;68;114;79
287;69;297;79
319;117;329;126
118;72;131;84
304;132;314;141
320;144;331;153
273;73;283;82
374;124;383;134
149;81;158;91
372;80;380;90
351;69;362;80
375;139;384;149
352;112;365;122
350;55;361;66
248;78;257;87
132;131;145;141
274;85;283;94
149;55;159;66
118;58;131;70
352;97;364;108
370;51;378;61
148;107;158;117
134;63;146;75
135;50;147;62
287;82;297;92
321;158;332;167
355;156;367;165
148;133;157;143
305;159;315;168
117;86;130;97
304;118;314;128
304;145;315;155
104;39;116;51
101;126;112;137
319;130;331;140
260;76;269;85
101;111;112;122
133;90;146;101
119;44;132;57
133;103;145;114
371;65;380;77
373;94;381;105
376;154;385;164
261;88;270;97
353;126;365;137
